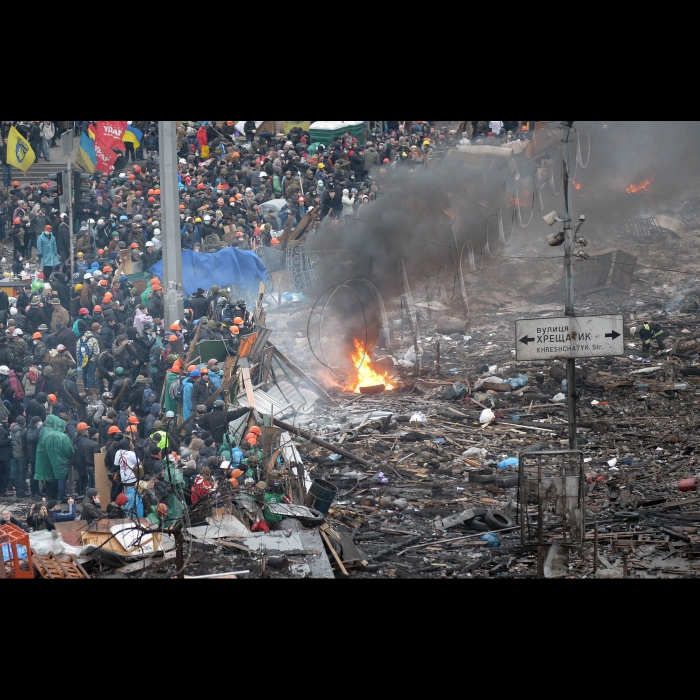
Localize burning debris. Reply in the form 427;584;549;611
627;178;654;194
347;340;395;394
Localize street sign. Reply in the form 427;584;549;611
515;315;625;361
61;129;74;158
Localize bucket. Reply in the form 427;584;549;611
305;478;338;515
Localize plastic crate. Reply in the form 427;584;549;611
0;524;33;579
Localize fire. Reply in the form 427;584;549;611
347;339;394;393
627;178;654;194
573;181;582;190
507;189;533;209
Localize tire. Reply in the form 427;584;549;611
472;509;488;519
485;511;514;531
468;518;490;532
298;508;326;528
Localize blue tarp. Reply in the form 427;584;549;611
150;248;268;297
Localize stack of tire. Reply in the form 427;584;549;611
466;509;514;532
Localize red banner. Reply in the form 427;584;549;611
96;120;127;151
94;135;120;173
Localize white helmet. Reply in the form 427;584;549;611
154;229;161;236
88;219;96;226
97;219;105;226
0;366;9;376
13;329;23;337
84;273;93;280
204;215;212;222
9;308;17;316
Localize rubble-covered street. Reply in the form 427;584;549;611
5;119;700;581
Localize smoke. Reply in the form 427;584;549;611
303;121;699;347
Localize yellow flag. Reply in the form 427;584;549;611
7;126;36;172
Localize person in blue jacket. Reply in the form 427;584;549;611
182;370;200;421
122;486;144;519
36;226;60;279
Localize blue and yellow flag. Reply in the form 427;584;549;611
123;124;143;149
7;126;36;172
75;131;97;174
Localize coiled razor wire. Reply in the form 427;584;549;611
307;278;394;382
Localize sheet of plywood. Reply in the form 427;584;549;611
94;450;111;513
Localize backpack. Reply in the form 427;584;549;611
78;339;93;369
141;388;155;413
9;374;24;400
176;378;187;405
27;366;39;384
168;376;182;402
87;402;101;423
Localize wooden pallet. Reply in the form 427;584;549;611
31;551;90;580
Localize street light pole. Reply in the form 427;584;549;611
562;121;577;450
158;121;184;330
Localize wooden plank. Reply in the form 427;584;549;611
241;367;256;409
94;450;111;513
320;526;348;577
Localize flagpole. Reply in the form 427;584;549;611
68;155;75;286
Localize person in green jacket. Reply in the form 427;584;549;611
34;414;74;504
164;364;183;414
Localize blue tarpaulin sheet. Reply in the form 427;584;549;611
150;248;268;297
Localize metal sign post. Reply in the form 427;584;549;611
60;129;74;160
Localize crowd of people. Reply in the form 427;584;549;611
0;118;537;533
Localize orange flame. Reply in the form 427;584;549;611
627;178;654;194
573;181;582;190
347;339;394;393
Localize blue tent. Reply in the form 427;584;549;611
150;248;267;297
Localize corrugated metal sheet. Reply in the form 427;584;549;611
266;381;320;415
237;388;295;419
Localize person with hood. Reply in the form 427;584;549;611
145;403;162;435
34;414;74;504
363;144;380;173
182;370;201;422
36;225;60;279
10;415;28;498
25;393;48;427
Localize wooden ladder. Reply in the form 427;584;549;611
31;551;90;580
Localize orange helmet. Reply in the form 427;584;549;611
234;317;244;325
128;416;140;425
47;394;57;404
76;423;89;431
168;335;178;343
170;323;181;331
32;332;42;340
250;426;261;436
231;326;240;335
103;266;113;273
108;426;122;435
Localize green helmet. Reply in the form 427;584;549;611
116;367;124;376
